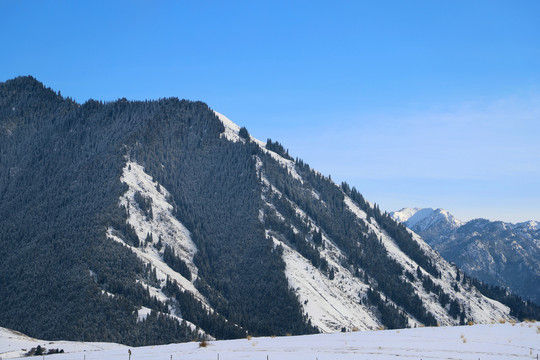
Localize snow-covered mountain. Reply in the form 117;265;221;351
391;208;462;234
392;208;540;304
1;76;538;346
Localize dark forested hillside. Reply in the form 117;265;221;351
0;77;315;343
127;98;314;337
1;77;537;346
0;77;197;345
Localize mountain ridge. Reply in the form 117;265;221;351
391;207;540;304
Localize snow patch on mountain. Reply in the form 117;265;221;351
137;306;153;322
403;208;437;229
390;207;421;223
269;234;378;332
527;220;539;229
214;111;242;143
215;110;302;182
136;307;209;338
343;195;367;220
257;160;378;331
106;161;216;328
350;205;437;273
391;208;463;232
119;161;198;280
106;230;210;311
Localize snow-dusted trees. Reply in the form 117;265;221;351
162;244;191;281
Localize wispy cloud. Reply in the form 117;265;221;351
289;94;540;180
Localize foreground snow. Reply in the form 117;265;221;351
2;322;539;359
0;327;126;359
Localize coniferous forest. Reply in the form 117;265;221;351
0;76;314;344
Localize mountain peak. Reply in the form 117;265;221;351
1;75;47;93
391;207;462;231
1;75;65;108
390;207;424;223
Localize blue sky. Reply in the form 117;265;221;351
2;1;539;222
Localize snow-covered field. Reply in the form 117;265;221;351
0;327;126;359
2;322;539;360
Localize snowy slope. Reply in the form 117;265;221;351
269;234;379;332
219;111;383;331
256;157;379;331
214;110;302;181
105;161;220;335
345;201;511;326
120;161;199;282
2;322;539;360
390;207;422;223
215;110;515;332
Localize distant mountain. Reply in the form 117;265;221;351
391;208;540;304
1;76;538;347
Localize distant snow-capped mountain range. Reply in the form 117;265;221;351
391;208;540;304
